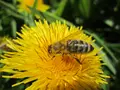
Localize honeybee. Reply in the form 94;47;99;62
48;30;94;64
48;40;94;54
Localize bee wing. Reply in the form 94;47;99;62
60;27;83;43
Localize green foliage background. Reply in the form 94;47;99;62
0;0;120;90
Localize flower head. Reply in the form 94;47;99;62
0;20;109;90
17;0;49;12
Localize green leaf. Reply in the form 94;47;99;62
78;0;92;18
11;19;17;38
101;49;116;75
54;0;68;16
0;0;24;19
33;0;38;8
104;19;114;27
24;13;35;26
85;31;116;75
107;43;120;48
0;0;16;11
85;31;118;64
29;7;74;26
0;20;3;31
93;43;116;75
101;84;109;90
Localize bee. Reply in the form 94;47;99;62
48;40;94;54
48;30;94;64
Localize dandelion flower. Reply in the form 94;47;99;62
0;20;109;90
17;0;49;12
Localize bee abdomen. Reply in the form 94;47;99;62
87;44;94;52
67;40;94;53
78;41;94;53
83;43;94;53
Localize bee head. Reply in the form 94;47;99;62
48;42;65;54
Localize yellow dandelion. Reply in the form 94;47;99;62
0;20;109;90
17;0;49;12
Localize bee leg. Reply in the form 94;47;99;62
79;54;82;63
74;57;81;64
62;53;65;60
70;54;81;64
51;56;55;60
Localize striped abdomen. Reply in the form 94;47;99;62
66;40;94;53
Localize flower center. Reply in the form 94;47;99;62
47;55;82;76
